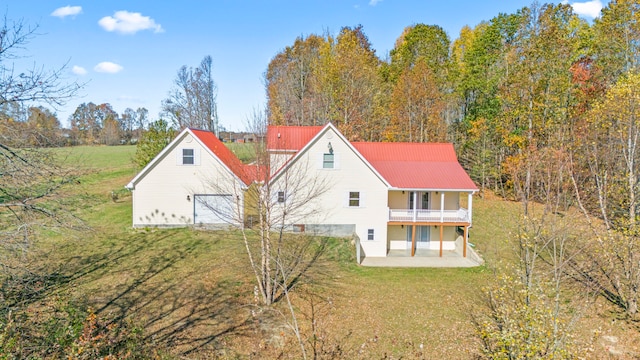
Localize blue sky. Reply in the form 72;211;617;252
7;0;606;130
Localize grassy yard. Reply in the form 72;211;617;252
9;145;636;358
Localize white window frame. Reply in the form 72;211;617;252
367;228;374;241
277;191;285;203
182;148;194;165
177;147;200;165
318;152;340;169
323;153;334;169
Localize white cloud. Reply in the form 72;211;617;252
98;11;164;34
72;65;87;75
369;0;382;6
94;62;123;74
51;5;82;18
569;0;603;18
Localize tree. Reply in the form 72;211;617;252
162;55;219;135
25;106;62;147
69;102;119;145
133;119;175;169
388;59;446;142
265;34;327;126
592;0;640;86
0;14;82;284
0;16;80;107
571;71;640;319
389;23;452;87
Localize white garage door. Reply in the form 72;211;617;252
194;194;234;224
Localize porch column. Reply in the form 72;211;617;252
463;226;468;258
468;192;473;225
439;225;444;257
412;191;417;222
440;192;445;222
411;225;416;257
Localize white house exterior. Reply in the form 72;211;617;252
126;128;254;227
268;124;391;257
127;123;479;263
266;123;479;260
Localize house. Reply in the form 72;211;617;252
125;128;257;227
126;123;480;264
267;123;479;263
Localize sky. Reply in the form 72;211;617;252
6;0;607;131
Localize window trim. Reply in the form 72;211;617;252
182;148;195;165
323;153;334;169
367;228;374;241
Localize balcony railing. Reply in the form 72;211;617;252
388;208;469;223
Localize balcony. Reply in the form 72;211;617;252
388;208;470;223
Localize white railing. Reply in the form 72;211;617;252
389;208;469;223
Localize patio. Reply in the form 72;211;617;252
360;247;484;268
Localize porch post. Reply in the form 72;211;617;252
463;226;468;258
412;191;417;222
439;225;443;257
411;225;416;256
440;192;445;222
468;192;473;225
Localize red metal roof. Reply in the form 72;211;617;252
266;125;323;151
190;129;255;185
352;142;478;190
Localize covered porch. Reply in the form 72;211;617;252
387;190;474;258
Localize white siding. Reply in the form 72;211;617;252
270;127;389;257
131;136;244;227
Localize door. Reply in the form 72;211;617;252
407;226;431;249
409;192;430;209
194;194;233;224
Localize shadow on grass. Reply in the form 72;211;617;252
1;228;344;356
2;229;253;356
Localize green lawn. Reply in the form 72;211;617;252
18;145;523;358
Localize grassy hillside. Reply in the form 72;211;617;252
5;145;636;358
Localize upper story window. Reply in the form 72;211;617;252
349;191;360;207
323;153;334;168
277;191;285;203
182;148;194;165
367;228;374;240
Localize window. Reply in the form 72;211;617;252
277;191;285;203
349;192;360;207
323;153;334;168
367;229;374;240
182;148;194;165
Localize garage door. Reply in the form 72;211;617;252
194;194;234;224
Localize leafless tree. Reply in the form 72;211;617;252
0;15;80;108
161;55;219;135
0;14;83;279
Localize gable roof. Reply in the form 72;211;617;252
126;128;255;190
352;142;478;191
266;125;323;151
189;129;255;185
268;123;389;187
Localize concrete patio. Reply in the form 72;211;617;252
360;247;484;268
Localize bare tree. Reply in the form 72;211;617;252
0;14;82;278
198;108;330;309
0;15;80;108
161;55;219;135
569;71;640;319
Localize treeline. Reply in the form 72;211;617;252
265;1;639;206
0;101;149;147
